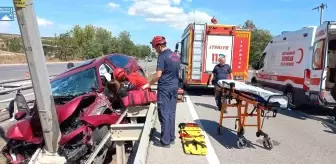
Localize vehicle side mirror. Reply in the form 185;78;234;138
67;62;74;69
14;111;27;120
175;43;179;51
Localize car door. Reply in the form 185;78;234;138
310;22;328;95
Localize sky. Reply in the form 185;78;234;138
0;0;335;49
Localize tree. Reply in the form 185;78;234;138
95;27;115;54
7;37;24;53
117;31;134;55
4;24;161;61
242;20;273;65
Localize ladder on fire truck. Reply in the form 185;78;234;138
191;24;206;80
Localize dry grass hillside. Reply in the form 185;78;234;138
0;51;62;64
0;51;79;64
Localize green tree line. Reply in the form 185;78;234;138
2;20;272;64
241;20;273;65
1;24;152;60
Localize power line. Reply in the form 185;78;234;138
312;3;327;25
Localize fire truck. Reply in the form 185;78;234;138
175;18;252;89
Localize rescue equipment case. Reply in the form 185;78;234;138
122;89;157;107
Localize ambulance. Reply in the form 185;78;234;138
251;21;336;107
175;18;252;89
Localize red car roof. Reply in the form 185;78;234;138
51;54;141;81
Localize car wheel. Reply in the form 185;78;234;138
284;87;295;108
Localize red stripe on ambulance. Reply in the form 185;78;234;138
256;73;320;86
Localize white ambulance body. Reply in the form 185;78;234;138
251;21;336;107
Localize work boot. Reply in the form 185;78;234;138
153;140;170;148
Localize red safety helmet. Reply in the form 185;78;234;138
150;36;166;47
113;68;127;81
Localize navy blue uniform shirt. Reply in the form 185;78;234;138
157;49;181;89
212;64;232;83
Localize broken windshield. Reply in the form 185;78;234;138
51;68;98;97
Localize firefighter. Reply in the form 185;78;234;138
142;36;181;148
209;56;233;112
113;68;148;90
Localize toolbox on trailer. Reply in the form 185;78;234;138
178;123;208;156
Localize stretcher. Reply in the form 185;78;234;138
216;80;290;150
178;123;208;156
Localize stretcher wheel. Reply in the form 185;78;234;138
262;138;273;150
237;137;247;149
261;110;265;117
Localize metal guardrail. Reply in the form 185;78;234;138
85;103;157;164
28;103;158;164
0;75;57;96
27;85;158;164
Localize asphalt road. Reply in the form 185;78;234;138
0;63;78;81
147;87;336;164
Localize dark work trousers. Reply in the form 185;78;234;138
157;88;178;145
215;84;227;112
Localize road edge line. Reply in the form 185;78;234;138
185;94;220;164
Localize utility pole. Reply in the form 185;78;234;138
312;3;327;25
12;0;65;163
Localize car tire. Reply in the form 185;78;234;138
284;87;295;108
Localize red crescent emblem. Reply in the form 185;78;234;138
296;48;304;64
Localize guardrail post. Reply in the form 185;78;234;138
116;141;126;164
131;117;137;147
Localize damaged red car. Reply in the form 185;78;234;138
2;53;144;164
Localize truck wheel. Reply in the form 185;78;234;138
284;87;295;108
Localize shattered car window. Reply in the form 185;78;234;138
51;68;98;96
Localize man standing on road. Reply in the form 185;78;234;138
209;56;233;112
142;36;181;148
